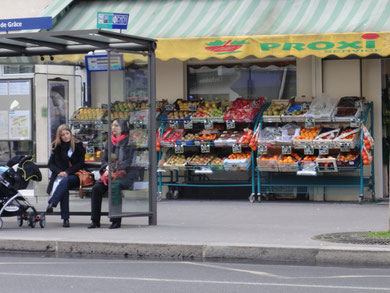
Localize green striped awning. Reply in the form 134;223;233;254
43;0;390;60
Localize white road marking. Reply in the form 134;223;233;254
0;271;388;291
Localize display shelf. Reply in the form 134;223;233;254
157;97;263;200
254;101;375;203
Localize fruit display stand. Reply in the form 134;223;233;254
254;100;375;203
71;99;157;163
70;107;108;162
156;97;264;200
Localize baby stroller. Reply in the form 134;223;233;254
0;155;44;229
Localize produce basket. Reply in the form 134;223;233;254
336;151;360;170
262;99;290;123
194;130;219;145
214;131;242;147
313;127;340;146
277;154;300;172
332;106;361;123
129;110;148;125
175;99;200;111
258;127;279;147
162;153;190;171
223;158;250;171
176;132;196;146
274;123;301;145
223;97;264;123
337;96;364;108
209;157;226;171
333;127;360;148
281;100;311;123
188;153;214;166
71;107;107;121
292;128;320;148
164;111;192;121
316;155;338;172
160;128;185;147
256;148;280;172
305;94;338;121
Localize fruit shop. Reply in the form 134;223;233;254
5;0;389;202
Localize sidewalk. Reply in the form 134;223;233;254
0;199;390;267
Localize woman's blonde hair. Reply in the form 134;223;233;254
51;124;79;151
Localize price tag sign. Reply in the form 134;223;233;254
226;120;235;129
201;143;210;153
204;120;213;130
165;104;174;111
258;144;268;154
95;121;103;130
304;144;314;155
188;104;198;111
319;145;329;155
134;119;143;128
184;120;193;129
169;120;179;128
350;118;361;128
252;99;260;108
281;145;292;155
174;143;184;154
302;103;310;110
232;144;242;153
305;117;315;129
86;146;95;154
340;143;351;152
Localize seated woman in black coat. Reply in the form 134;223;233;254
46;124;85;227
88;118;137;229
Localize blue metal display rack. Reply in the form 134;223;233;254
157;112;263;200
254;102;375;203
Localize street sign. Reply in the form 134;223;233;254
97;12;129;30
0;17;52;31
85;54;124;71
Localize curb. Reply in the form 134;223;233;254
1;240;390;267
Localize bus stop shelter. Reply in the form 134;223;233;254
0;29;158;225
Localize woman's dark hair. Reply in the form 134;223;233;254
113;118;130;135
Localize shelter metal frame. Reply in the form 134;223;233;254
0;29;157;225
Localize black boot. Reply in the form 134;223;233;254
46;203;54;214
109;219;121;229
88;221;100;229
63;219;70;228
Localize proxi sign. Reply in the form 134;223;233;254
0;17;52;31
154;31;390;61
259;33;381;55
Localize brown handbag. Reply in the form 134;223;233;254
75;170;95;195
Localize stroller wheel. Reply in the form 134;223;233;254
28;213;36;228
17;215;23;227
0;218;3;229
39;213;46;228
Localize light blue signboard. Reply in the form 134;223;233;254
0;17;52;31
97;12;129;30
85;54;124;72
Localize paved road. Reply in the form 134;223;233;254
1;256;390;293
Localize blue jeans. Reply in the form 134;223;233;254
48;175;79;220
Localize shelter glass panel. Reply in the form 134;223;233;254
108;51;150;218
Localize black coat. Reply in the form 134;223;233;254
46;141;85;194
100;136;137;189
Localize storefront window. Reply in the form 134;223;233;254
0;79;33;164
4;64;34;75
188;63;296;101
